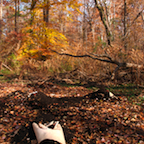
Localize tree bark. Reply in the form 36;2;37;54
123;0;127;51
43;0;49;24
17;0;20;32
50;49;143;76
122;9;144;40
30;0;37;25
15;0;17;32
112;0;115;40
94;0;111;46
82;0;86;46
0;0;3;40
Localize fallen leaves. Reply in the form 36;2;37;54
0;82;144;143
45;93;144;143
0;83;39;143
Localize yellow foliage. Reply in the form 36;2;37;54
17;0;82;61
21;0;29;3
17;21;68;61
67;17;73;22
75;7;82;14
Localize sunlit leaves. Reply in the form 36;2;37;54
14;0;83;61
17;20;68;61
21;0;29;3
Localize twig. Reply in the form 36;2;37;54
2;63;13;72
15;40;22;51
10;126;22;137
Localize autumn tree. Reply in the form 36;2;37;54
0;0;143;84
49;0;144;84
0;0;3;41
17;0;81;61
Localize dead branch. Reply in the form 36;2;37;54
1;43;16;58
2;63;13;72
51;49;143;68
111;62;143;80
94;0;111;46
50;49;143;81
10;126;22;137
51;49;119;65
141;11;144;23
122;9;144;40
15;40;22;51
111;65;122;80
88;52;112;61
126;63;143;68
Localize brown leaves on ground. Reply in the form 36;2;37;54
0;82;144;144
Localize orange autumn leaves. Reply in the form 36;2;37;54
17;0;82;61
17;22;68;61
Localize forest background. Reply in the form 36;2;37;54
0;0;144;86
0;0;144;143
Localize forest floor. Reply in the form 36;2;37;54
0;81;144;144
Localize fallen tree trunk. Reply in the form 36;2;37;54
51;49;143;68
50;49;143;81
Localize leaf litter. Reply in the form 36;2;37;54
0;82;143;144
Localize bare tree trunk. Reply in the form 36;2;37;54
17;0;20;32
30;0;37;25
0;0;3;40
122;9;143;40
141;12;144;23
104;0;110;28
112;0;115;40
94;0;111;46
0;0;2;64
60;23;63;33
46;0;49;23
123;0;127;51
92;26;95;47
82;0;86;46
15;0;17;32
43;0;49;24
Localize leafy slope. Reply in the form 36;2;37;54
0;83;143;144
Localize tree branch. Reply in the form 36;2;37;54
50;49;119;65
122;9;144;40
2;63;13;72
94;0;111;46
50;49;143;81
50;49;143;69
88;52;112;61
